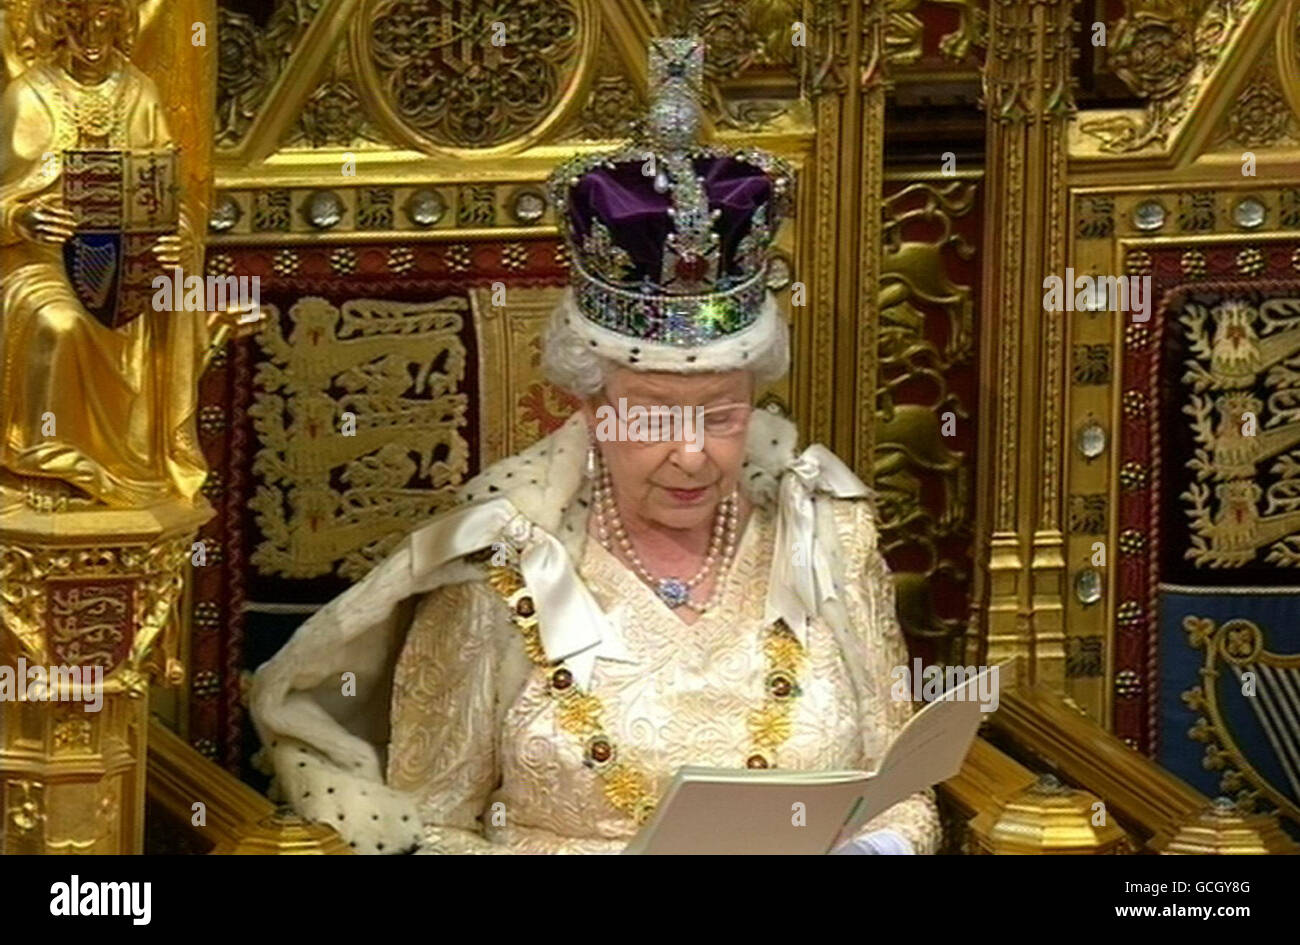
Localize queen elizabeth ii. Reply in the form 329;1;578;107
249;38;940;855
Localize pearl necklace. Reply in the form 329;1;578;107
591;458;739;613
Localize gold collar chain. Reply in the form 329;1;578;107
53;68;128;145
485;563;805;825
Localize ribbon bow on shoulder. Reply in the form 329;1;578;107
409;497;630;687
766;444;872;644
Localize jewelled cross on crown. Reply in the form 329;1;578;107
645;38;720;293
545;35;794;351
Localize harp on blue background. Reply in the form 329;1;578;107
1160;587;1300;828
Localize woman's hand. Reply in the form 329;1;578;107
18;193;77;245
151;233;184;269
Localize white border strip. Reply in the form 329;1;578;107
1158;583;1300;596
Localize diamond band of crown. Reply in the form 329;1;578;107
571;256;766;347
547;36;794;350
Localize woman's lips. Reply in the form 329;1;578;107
665;486;709;504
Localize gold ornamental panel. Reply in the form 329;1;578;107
0;510;202;697
349;0;597;155
1075;0;1260;157
2;696;147;854
876;173;981;661
1281;0;1300;125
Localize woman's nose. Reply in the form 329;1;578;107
670;438;710;473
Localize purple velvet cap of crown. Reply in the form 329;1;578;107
567;155;774;284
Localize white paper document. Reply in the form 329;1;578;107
622;663;1001;854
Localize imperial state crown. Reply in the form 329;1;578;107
547;37;794;367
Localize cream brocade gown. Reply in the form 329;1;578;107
387;497;942;854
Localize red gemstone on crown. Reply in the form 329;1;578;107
674;253;708;283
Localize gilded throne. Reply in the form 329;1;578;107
3;0;1300;855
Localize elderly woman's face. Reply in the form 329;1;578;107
586;368;754;532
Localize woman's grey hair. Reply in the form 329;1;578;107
541;312;791;398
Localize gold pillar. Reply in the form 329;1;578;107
976;0;1077;687
0;0;217;854
1;501;208;853
803;0;888;473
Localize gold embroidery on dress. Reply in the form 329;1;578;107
485;562;805;824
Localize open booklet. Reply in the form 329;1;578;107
622;663;1005;855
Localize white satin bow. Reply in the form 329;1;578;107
409;497;629;687
766;444;871;643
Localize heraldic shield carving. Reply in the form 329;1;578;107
45;578;135;673
60;147;181;330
